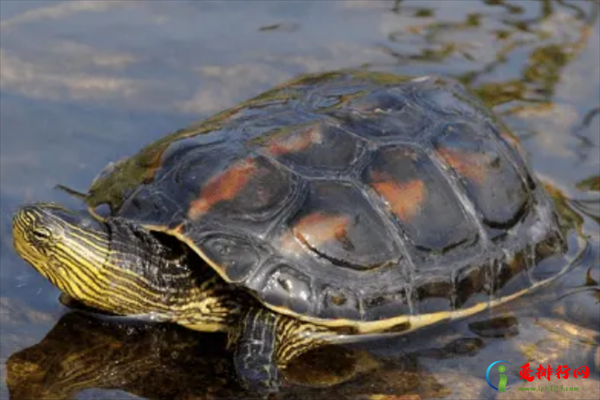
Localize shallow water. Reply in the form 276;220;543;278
0;1;599;399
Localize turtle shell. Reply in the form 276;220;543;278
85;71;567;330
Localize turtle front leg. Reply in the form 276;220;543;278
232;308;280;392
232;307;335;392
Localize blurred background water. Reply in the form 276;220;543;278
0;1;598;399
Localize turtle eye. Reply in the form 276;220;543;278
32;228;52;241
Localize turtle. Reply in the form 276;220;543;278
12;70;575;392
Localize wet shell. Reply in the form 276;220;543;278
86;71;567;328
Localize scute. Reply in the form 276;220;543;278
411;76;491;119
261;264;313;314
253;122;365;176
362;286;412;322
432;122;530;233
280;181;402;271
319;285;361;320
363;144;478;251
186;155;297;223
415;276;454;313
199;234;261;283
88;71;568;325
335;88;430;141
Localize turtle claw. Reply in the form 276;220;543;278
236;363;281;396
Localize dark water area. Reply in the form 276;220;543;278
0;1;598;399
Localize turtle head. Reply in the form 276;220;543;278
13;202;240;330
12;203;110;300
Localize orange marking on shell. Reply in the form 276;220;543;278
372;178;426;221
293;212;351;249
437;148;488;184
267;126;322;156
280;231;304;256
188;159;257;219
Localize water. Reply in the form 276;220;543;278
1;1;598;399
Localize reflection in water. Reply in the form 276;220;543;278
0;0;598;116
382;0;600;171
6;312;241;400
468;315;520;339
14;310;547;400
429;0;594;111
14;309;593;400
572;155;600;230
6;311;470;400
